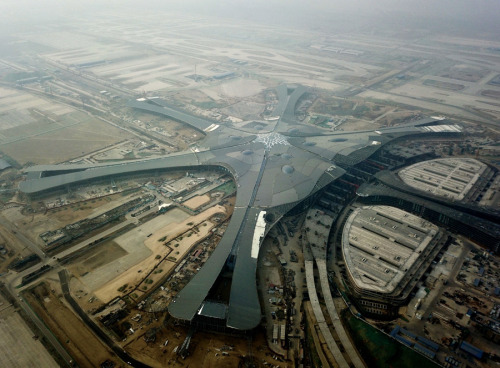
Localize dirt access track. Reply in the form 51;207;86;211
24;281;120;368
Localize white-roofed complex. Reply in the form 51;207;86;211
419;124;461;133
251;211;267;259
342;205;445;317
398;158;490;201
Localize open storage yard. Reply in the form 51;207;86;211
381;238;500;368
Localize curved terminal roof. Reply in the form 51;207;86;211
19;85;462;330
398;158;487;201
342;206;439;294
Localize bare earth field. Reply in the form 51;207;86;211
0;87;73;129
88;205;225;303
183;194;211;210
423;79;465;91
124;324;287;368
24;281;119;368
0;116;133;165
0;293;57;368
338;119;382;131
219;79;265;98
481;90;500;99
69;240;128;279
440;67;489;83
375;110;421;127
220;100;265;120
0;313;58;368
46;194;129;223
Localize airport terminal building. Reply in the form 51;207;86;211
18;84;467;330
341;206;446;318
398;158;495;203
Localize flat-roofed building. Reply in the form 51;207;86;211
398;158;493;202
342;205;445;318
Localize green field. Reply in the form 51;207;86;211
212;180;236;196
344;313;440;368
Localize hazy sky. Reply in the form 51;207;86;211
1;0;499;37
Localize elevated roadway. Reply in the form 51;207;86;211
317;259;365;368
304;207;364;367
305;259;349;368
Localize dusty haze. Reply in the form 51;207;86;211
1;0;499;37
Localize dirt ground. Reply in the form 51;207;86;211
24;281;119;368
440;67;490;83
0;116;132;165
481;90;500;99
171;89;218;104
68;240;128;278
338;118;382;131
219;79;265;98
423;79;465;91
133;111;203;149
3;191;139;247
0;226;22;274
94;205;226;302
183;194;211;210
46;194;126;223
220;100;265;120
376;110;421;127
0;292;58;368
124;322;289;368
0;222;35;273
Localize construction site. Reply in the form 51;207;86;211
0;3;499;368
14;167;289;368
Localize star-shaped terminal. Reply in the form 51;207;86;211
255;132;290;150
19;84;462;330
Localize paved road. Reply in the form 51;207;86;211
305;259;349;368
317;259;365;368
0;216;140;367
305;208;365;368
4;279;75;367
